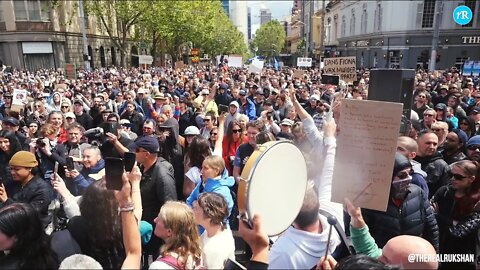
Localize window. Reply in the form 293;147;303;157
350;11;356;35
333;15;338;40
421;0;436;28
361;9;368;34
462;0;476;27
341;15;346;37
14;0;50;21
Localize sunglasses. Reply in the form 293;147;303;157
396;170;413;180
210;132;218;135
431;128;442;132
423;114;434;117
467;144;480;151
62;106;69;108
232;129;242;133
448;171;469;180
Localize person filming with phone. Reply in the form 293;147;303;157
65;146;105;196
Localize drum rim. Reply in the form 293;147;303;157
246;140;308;236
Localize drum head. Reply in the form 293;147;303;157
247;141;307;236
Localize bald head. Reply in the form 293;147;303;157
397;136;418;160
380;235;437;270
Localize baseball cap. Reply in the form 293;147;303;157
3;117;19;126
229;101;239;108
239;90;247;96
64;112;76;119
130;136;159;153
471;107;480;114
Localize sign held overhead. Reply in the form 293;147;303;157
323;57;357;82
297;57;312;67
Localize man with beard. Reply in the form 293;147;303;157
441;129;467;164
465;135;480;162
413;132;450;198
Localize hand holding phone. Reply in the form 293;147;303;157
105;157;125;190
66;157;75;171
123;152;136;172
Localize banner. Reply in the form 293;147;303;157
248;59;264;74
331;99;403;211
11;89;28;112
323;57;357;82
297;57;312;67
228;55;243;68
139;55;153;65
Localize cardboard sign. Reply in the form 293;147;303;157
323;57;357;82
11;89;28;112
228;55;243;68
139;55;153;65
293;70;305;79
55;83;68;90
65;63;76;79
331;99;403;211
174;61;185;70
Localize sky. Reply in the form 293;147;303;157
247;0;293;35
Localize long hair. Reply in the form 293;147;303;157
451;160;480;220
0;130;22;159
79;180;124;269
159;201;202;268
0;203;58;269
226;120;242;143
188;135;211;169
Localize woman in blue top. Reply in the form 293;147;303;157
186;155;234;225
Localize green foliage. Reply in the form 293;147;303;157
251;20;286;59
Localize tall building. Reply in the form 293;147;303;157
230;1;249;45
0;1;130;70
323;0;480;69
248;7;252;40
260;8;272;25
221;0;230;17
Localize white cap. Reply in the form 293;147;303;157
137;88;146;94
119;119;131;125
64;112;76;119
229;101;239;109
184;126;200;136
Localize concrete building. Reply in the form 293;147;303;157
323;0;480;69
0;1;132;70
229;1;249;46
260;8;272;25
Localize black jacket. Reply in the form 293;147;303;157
140;157;177;255
414;152;451;198
348;184;439;251
432;185;480;269
0;175;54;227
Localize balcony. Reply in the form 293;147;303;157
16;21;53;31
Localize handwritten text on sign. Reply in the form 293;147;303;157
331;99;402;211
323;57;357;82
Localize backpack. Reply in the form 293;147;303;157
157;255;205;270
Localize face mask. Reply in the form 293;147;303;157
391;177;412;198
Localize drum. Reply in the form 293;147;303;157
238;141;308;236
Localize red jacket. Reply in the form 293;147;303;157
222;135;248;175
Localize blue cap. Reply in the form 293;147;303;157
130;136;159;153
467;135;480;147
451;129;468;146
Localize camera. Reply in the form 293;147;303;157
36;138;47;148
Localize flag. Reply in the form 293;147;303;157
273;57;279;71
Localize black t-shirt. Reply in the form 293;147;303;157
99;135;132;159
234;143;255;174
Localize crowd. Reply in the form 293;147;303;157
0;62;478;270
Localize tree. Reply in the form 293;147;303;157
84;0;150;67
251;20;286;60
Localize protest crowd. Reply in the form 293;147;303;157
0;61;478;270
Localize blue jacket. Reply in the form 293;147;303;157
186;169;235;219
238;98;257;121
73;159;105;195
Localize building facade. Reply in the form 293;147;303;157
0;0;134;71
260;8;272;25
229;1;249;46
323;0;480;70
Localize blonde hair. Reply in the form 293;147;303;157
431;121;448;133
203;155;225;176
40;123;59;137
236;114;249;123
159;201;202;268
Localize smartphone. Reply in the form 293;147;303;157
223;259;246;270
103;122;118;135
321;75;340;86
219;104;229;114
66;157;75;171
123;152;136;172
105;157;124;190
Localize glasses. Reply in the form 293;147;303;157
467;144;480;151
396;170;413;180
423;114;434;117
232;129;242;133
434;108;443;111
210;132;218;136
62;106;69;108
448;171;469;180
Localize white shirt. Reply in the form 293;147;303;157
201;229;235;269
